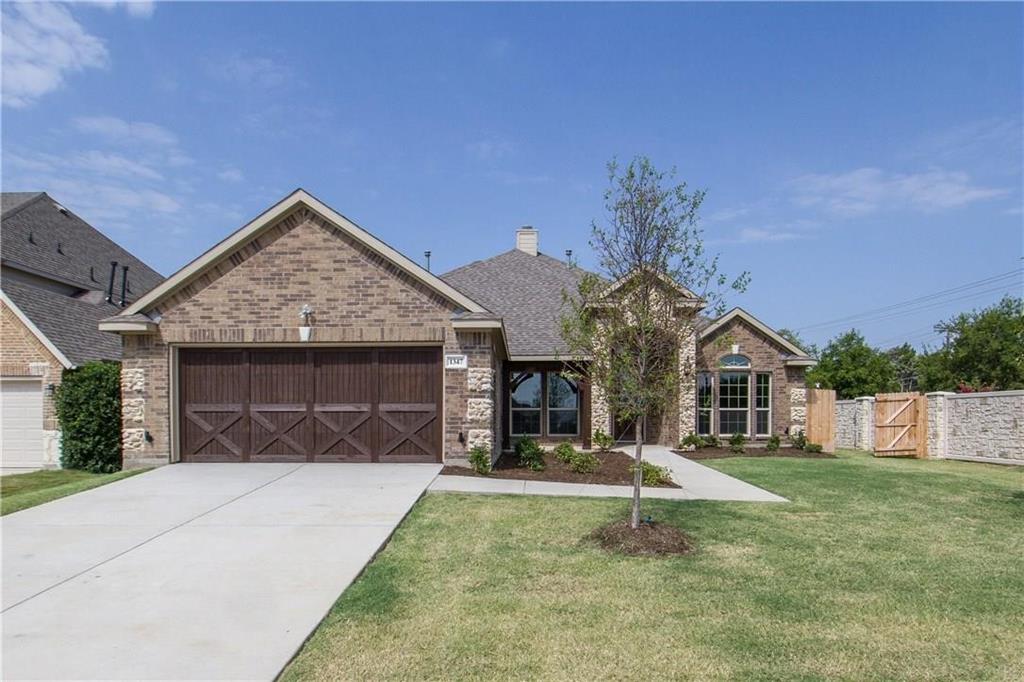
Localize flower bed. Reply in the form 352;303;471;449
441;450;680;487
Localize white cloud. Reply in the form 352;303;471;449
73;115;178;147
736;228;801;243
90;1;156;19
208;53;291;88
467;138;516;162
1;3;109;108
791;167;1006;216
217;167;244;183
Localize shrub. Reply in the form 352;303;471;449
805;443;824;453
568;449;600;474
54;361;123;473
592;429;614;452
766;434;781;452
703;434;720;448
553;441;576;463
631;460;673;486
729;431;746;454
790;430;807;450
467;445;491;474
515;437;545;471
680;433;705;449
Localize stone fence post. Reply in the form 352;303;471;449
854;396;875;451
925;391;955;459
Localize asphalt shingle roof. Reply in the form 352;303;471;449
2;278;123;366
442;249;588;357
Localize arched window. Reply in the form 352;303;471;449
719;354;751;369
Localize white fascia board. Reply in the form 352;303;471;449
97;320;158;333
1;290;74;369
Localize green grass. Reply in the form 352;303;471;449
1;468;147;515
283;451;1024;681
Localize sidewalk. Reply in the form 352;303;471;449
429;445;786;502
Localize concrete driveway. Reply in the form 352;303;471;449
1;463;440;681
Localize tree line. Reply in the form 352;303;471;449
779;297;1023;399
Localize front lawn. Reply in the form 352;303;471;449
1;468;146;515
283;451;1023;681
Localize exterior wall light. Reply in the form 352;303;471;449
299;304;314;342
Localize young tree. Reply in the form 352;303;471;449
560;156;748;529
806;330;896;399
886;343;919;391
777;328;819;359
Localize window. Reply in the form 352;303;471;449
510;372;541;435
547;373;579;435
697;373;713;435
718;372;749;435
755;373;771;436
719;354;751;369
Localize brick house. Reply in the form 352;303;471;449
1;192;163;472
99;189;814;468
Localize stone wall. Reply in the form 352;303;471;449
834;391;1022;463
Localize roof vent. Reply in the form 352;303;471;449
57;242;64;255
515;226;538;256
53;202;69;216
28;231;35;244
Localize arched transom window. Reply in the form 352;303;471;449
719;354;751;369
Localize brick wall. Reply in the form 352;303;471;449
118;208;495;466
695;317;807;439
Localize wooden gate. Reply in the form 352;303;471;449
874;392;927;458
806;388;836;453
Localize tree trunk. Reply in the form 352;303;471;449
631;417;644;529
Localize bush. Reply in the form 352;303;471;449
553;441;576;463
680;433;705;449
805;443;824;453
568;449;600;474
729;431;746;454
703;434;720;448
592;429;614;452
631;460;673;486
467;445;491;474
54;361;123;473
515;437;545;471
766;434;781;452
790;430;807;450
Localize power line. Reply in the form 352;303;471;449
797;269;1021;333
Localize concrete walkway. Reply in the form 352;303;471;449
2;462;440;681
430;445;786;502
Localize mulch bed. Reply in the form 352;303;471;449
675;447;837;460
441;451;680;488
588;519;696;556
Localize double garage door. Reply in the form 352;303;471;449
179;348;442;463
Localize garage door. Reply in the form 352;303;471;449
1;378;45;471
178;348;442;463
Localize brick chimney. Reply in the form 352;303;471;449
515;226;538;256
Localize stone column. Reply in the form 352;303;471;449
591;381;610;440
465;366;495;462
854;396;875;451
789;387;807;436
925;392;954;459
677;328;698;443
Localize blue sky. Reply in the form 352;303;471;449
2;1;1021;351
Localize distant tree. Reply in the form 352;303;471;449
918;297;1023;392
806;330;897;399
886;343;919;391
560;156;747;529
777;328;819;359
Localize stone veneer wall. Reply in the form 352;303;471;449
117;207;495;467
1;299;64;467
834;391;1022;463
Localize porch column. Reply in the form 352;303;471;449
677;328;697;442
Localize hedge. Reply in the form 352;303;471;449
54;361;123;473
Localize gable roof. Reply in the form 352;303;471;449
116;189;487;319
599;269;704;306
442;249;586;358
700;307;812;359
1;192;164;298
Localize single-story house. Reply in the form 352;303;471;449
1;192;164;472
99;189;815;467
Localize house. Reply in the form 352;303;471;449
0;192;163;472
98;189;814;468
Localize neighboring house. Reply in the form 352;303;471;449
99;189;815;468
1;192;163;472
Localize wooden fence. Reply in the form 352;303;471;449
873;392;927;458
806;388;836;453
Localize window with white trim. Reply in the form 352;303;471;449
720;354;751;369
755;373;771;436
697;372;713;435
547;373;579;435
510;372;542;436
718;371;749;435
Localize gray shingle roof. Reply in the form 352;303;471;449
2;278;123;366
442;249;588;357
1;192;163;297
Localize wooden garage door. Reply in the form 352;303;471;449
179;348;442;463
